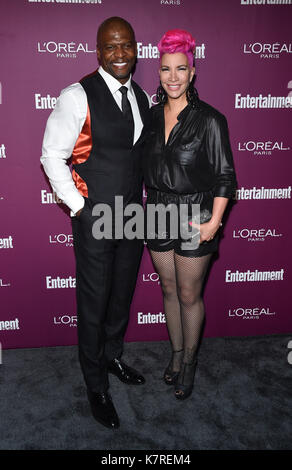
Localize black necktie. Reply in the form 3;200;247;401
119;86;134;137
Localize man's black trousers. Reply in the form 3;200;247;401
71;200;143;393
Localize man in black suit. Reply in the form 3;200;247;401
41;17;150;429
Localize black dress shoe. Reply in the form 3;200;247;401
108;358;145;385
87;390;120;429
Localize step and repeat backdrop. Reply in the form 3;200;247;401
0;0;292;349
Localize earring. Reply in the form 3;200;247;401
156;82;167;104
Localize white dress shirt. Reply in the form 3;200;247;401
40;67;151;215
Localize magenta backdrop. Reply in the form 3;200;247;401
0;0;292;349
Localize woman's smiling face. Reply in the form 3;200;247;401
159;52;195;101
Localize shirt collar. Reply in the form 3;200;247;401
177;103;191;121
98;66;133;97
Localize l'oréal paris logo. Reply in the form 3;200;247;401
0;278;11;287
142;273;160;283
238;140;290;155
53;315;77;327
49;234;73;247
243;42;292;59
37;41;96;59
228;307;276;320
232;228;283;242
160;0;181;5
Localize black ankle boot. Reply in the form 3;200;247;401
174;358;197;400
163;349;184;385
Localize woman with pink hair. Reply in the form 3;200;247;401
142;29;237;400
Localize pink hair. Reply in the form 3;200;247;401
157;29;196;68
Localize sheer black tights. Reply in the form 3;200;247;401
150;249;212;374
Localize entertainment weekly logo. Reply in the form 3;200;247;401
137;42;206;60
225;268;284;283
238;140;290;155
234;186;291;200
139;42;206;61
0;144;6;159
243;42;292;59
0;318;20;331
241;0;292;4
0;236;14;249
235;93;292;108
41;189;62;204
46;276;76;289
137;311;166;325
232;227;282;242
35;93;57;109
228;306;276;320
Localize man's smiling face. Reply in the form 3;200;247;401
97;23;137;84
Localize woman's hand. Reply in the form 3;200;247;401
188;197;227;244
189;218;222;244
199;219;222;243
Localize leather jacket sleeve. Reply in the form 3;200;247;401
206;113;237;199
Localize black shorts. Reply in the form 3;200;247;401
145;189;220;258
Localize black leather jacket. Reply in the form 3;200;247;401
141;100;237;198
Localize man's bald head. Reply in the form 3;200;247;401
97;17;135;46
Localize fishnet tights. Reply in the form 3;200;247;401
150;249;212;372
